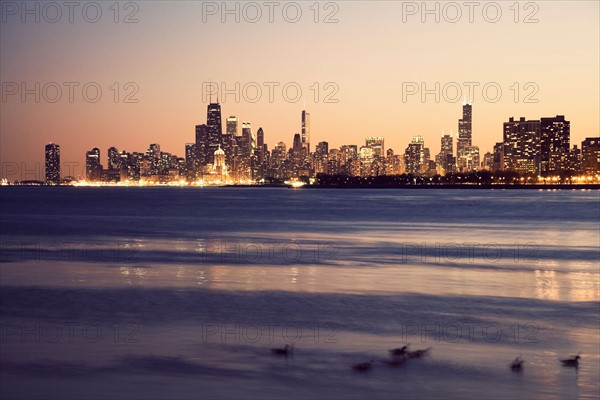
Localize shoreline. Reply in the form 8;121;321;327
2;184;599;190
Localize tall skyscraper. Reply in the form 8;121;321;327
256;127;265;164
315;141;329;174
404;136;424;175
503;117;541;175
581;137;600;174
195;124;208;166
365;137;385;158
205;102;223;164
365;137;385;176
457;103;472;171
226;116;239;136
45;143;60;184
85;147;102;181
435;132;455;174
108;147;120;171
493;142;504;172
540;115;570;174
301;110;310;153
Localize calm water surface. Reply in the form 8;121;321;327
1;187;599;399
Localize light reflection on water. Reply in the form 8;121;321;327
1;188;599;399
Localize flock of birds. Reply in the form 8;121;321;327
270;343;583;373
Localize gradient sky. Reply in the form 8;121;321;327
1;1;598;179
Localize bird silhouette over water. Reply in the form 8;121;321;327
510;356;524;372
388;344;410;357
271;344;294;357
352;360;374;372
560;354;581;368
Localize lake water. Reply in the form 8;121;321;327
1;187;599;399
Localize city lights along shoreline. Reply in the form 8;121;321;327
6;102;599;187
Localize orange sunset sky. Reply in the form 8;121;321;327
1;1;598;178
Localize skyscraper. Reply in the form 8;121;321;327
256;127;265;164
540;115;570;174
226;116;239;136
195;124;209;166
107;147;120;171
503;117;541;175
365;137;385;176
404;136;424;175
85;147;102;181
435;132;455;174
205;102;223;164
581;137;600;174
457;103;472;171
301;110;310;153
45;143;60;184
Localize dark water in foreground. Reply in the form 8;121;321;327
1;187;599;399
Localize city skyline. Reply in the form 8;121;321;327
1;2;598;173
28;100;600;185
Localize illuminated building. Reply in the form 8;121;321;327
85;147;102;181
503;117;541;175
359;146;374;177
457;102;472;171
315;141;329;174
435;132;455;174
404;136;424;175
366;137;385;176
581;137;600;174
540;115;570;174
302;110;310;153
44;143;60;184
493;142;504;172
464;146;480;171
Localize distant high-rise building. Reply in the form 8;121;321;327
185;143;197;180
359;146;374;177
365;137;385;176
464;145;480;171
493;142;504;172
457;103;472;171
45;143;60;184
482;152;494;171
85;147;102;181
293;133;302;152
241;122;254;155
404;136;424;175
205;102;223;164
503;117;541;175
301;110;310;152
195;124;208;166
256;127;265;164
540;115;570;174
108;147;120;171
315;141;329;174
386;148;403;175
435;132;455;174
226;116;239;136
581;137;600;174
365;137;385;158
